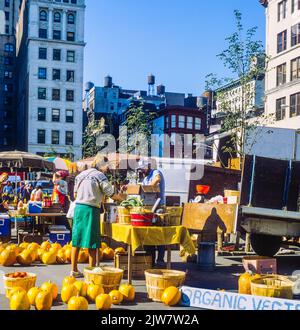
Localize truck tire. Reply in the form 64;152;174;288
250;234;282;257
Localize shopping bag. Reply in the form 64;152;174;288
66;201;76;219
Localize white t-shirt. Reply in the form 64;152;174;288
74;169;114;209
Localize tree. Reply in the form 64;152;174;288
205;10;272;166
82;118;106;158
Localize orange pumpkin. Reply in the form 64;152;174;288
68;295;89;310
87;283;104;302
41;241;51;251
65;247;72;262
62;276;76;287
16;249;33;266
10;291;31;310
74;281;88;297
102;248;115;260
0;249;16;267
115;247;126;255
95;294;112;310
78;249;89;263
27;287;41;306
61;284;79;304
238;272;261;295
56;249;67;264
161;286;181;306
42;251;57;265
35;290;53;310
40;281;58;300
119;283;135;302
8;287;26;300
109;290;123;305
37;248;46;262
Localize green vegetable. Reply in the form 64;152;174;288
120;197;144;208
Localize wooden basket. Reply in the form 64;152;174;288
145;269;186;302
166;207;183;226
84;266;124;294
117;207;131;224
3;273;37;298
251;275;294;299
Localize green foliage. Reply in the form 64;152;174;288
82;118;106;158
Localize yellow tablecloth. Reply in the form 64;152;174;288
101;223;196;256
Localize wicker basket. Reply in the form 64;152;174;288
117;207;131;225
3;273;37;298
251;275;294;299
145;269;186;302
84;266;124;294
166;207;183;226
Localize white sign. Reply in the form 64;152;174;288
180;286;300;311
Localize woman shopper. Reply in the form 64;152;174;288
70;154;124;278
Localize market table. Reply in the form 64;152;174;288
100;223;196;284
26;213;66;235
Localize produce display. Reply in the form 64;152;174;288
238;272;261;295
120;197;144;208
6;272;28;278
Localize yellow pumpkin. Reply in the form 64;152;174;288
17;249;33;266
63;243;72;251
37;248;46;262
77;249;89;263
119;284;135;302
115;247;126;255
27;287;41;306
56;249;67;264
87;283;104;302
238;272;261;295
19;242;29;250
65;247;72;262
102;248;115;260
62;276;76;287
35;290;53;310
27;246;38;261
109;290;123;305
10;291;31;310
61;284;79;304
41;241;51;251
95;294;112;310
161;287;181;306
101;242;108;250
6;244;20;254
27;242;40;251
74;281;88;297
8;287;26;300
40;281;58;300
68;295;89;310
0;249;16;266
42;251;57;265
51;243;62;251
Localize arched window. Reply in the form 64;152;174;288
39;10;47;21
53;12;61;23
67;13;75;24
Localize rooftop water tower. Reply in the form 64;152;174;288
148;74;155;96
104;75;113;88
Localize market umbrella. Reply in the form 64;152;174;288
45;157;77;174
0;151;55;172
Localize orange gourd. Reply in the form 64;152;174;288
161;287;182;306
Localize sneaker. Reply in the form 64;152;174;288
70;270;84;278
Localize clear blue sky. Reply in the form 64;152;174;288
84;0;266;95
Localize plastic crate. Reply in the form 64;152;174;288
49;227;71;246
0;214;11;238
28;202;42;214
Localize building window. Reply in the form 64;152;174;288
277;30;287;53
276;97;286;121
4;43;13;52
66;90;74;101
66;70;75;82
52;109;60;122
291;23;300;47
52;69;61;80
171;115;176;128
67;13;75;24
67;50;75;62
292;0;300;13
66;110;74;123
38;87;46;100
53;12;61;23
165;116;169;129
4;71;13;79
4;84;13;92
278;0;287;21
178;115;185;129
38;108;46;121
4;57;13;65
39;10;47;21
39;28;47;39
195;118;202;130
276;63;287;86
37;130;46;144
52;89;60;101
52;130;60;145
53;30;61;40
66;131;73;145
291;57;300;81
53;49;61;61
290;93;300;117
67;32;75;42
38;67;47;79
39;47;47;59
187;116;193;129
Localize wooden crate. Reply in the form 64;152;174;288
114;252;152;279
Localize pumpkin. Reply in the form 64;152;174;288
8;287;26;300
10;291;31;310
62;276;76;287
119;283;135;302
42;251;57;265
109;290;123;305
56;249;67;264
27;242;40;251
161;287;181;306
68;295;89;310
37;248;46;262
35;290;53;310
61;284;79;304
65;247;72;262
63;243;72;251
102;248;115;260
74;281;88;297
27;246;38;261
0;249;16;267
87;283;104;302
78;249;89;263
40;281;58;300
51;243;62;251
6;244;19;254
27;287;41;306
115;247;126;255
95;294;112;310
48;247;59;255
238;272;261;295
17;249;33;266
19;242;29;250
41;241;51;251
101;242;108;250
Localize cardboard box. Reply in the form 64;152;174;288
242;256;277;274
126;185;160;206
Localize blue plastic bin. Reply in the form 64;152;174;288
0;214;11;238
28;202;43;214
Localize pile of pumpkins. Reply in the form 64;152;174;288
0;241;124;267
8;275;136;311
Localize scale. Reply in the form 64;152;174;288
194;185;211;203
